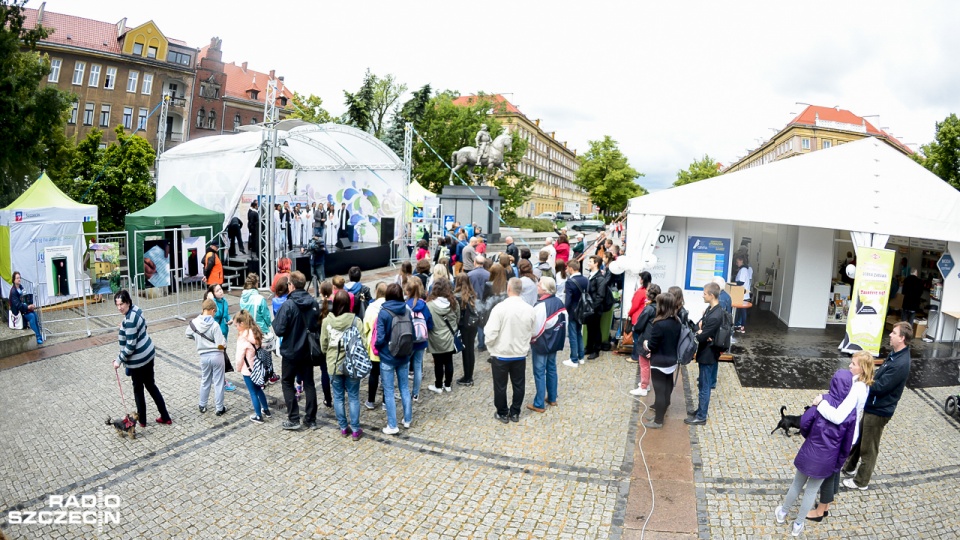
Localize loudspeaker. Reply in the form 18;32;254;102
336;237;352;250
380;218;394;246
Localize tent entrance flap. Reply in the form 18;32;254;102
622;213;665;316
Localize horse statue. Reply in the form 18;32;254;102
449;132;513;186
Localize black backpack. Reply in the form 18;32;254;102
713;309;733;352
676;320;698;365
570;278;594;324
387;309;414;358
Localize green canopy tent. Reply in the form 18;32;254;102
124;186;224;282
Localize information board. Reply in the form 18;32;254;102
685;236;730;291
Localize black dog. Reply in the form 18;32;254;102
771;406;810;437
106;413;139;440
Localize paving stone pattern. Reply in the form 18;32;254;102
0;308;638;539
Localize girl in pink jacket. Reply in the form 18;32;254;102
235;310;271;423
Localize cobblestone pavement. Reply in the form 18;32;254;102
0;305;641;539
683;361;960;539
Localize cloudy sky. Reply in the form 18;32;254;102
38;0;960;192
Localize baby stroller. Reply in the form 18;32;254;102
944;364;960;419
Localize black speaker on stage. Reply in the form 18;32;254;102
380;218;394;246
336;237;352;249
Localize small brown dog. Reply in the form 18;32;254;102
106;413;139;440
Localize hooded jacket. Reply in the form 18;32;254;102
203;246;223;285
795;370;858;479
213;296;230;338
363;298;385;362
345;281;371;318
240;288;272;334
272;289;320;361
426;297;460;354
375;299;411;366
406;298;434;351
236;328;259;375
319;311;363;376
186;314;226;355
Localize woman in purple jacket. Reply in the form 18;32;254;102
775;369;858;537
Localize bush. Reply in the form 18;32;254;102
503;215;556;232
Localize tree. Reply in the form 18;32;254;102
342;69;376;132
575;136;646;214
914;113;960;190
383;83;432;156
674;154;721;186
288;92;334;124
56;126;155;231
0;0;75;206
342;69;407;138
492;171;536;218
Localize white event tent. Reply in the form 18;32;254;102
625;137;960;335
156;121;406;243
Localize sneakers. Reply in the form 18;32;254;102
629;387;649;396
684;417;706;425
262;409;272;418
282;421;303;431
427;385;443;394
268;375;280;384
625;356;639;363
456;378;474;386
382;426;400;435
215;407;227;416
842;478;867;490
249;415;264;424
340;428;350;437
224;382;236;392
36;338;44;345
526;404;546;413
587;353;600;360
364;401;376;410
494;413;510;424
412;395;419;402
775;505;787;524
198;405;207;414
791;521;804;536
841;468;855;478
642;420;663;429
443;386;452;393
156;417;172;425
351;428;363;441
402;421;411;429
563;360;579;368
408;371;414;380
304;422;318;430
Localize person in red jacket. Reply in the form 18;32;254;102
628;271;652;326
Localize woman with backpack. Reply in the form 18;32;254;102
630;284;661;396
404;278;434;402
426;278;461;394
363;283;388;411
641;293;681;429
374;283;413;434
235;310;270;424
454;274;480;386
320;290;365;441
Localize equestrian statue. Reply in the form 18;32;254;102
449;125;513;186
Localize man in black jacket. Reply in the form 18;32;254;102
504;236;519;263
900;269;923;324
686;282;723;426
227;216;244;257
272;271;320;431
841;321;912;490
584;256;608;359
247;200;260;255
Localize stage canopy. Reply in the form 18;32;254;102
156;121;406;243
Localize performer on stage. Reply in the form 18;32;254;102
292;203;303;248
281;201;293;251
336;202;351;242
324;204;338;247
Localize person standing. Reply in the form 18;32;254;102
630;284;661;396
571;234;585;261
504;236;520;263
272;271;320;431
374;283;414;433
485;277;536;423
303;235;326;297
114;290;172;426
202;242;223;286
362;283;387;410
404;278;434;401
204;284;236;392
321;290;365;440
336;202;351;242
685;282;723;426
528;277;566;412
562;261;589;367
584;256;608;360
247;200;260;254
454;232;468;275
900;269;923;325
641;293;680;428
454;274;480;386
426;278;460;394
227;215;244;257
555;234;570;265
733;253;753;333
461;237;478;273
234;310;270;424
9;271;42;344
468;255;490;351
281;201;294;252
841;322;912;490
543;238;557;270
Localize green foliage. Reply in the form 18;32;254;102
915;113;960;190
0;0;75;206
343;69;407;139
288;92;334;124
502;216;555;232
384;83;432;156
574;136;646;214
492;170;535;219
56;126;156;231
674;154;721;187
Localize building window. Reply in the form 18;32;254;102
68;101;78;124
126;71;138;92
197;108;205;128
83;103;94;125
72;61;85;85
147;46;157;59
99;104;111;127
133;43;144;56
207;110;216;130
822;140;832;149
48;58;62;82
167;82;180;98
234;114;241;131
142;73;153;95
801;138;810;150
138;108;148;130
122;107;133;130
250;117;258;124
88;64;101;87
279;96;287;106
104;66;117;89
166;51;191;65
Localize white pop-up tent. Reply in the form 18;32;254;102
624;138;960;330
156;121;407;244
0;173;98;303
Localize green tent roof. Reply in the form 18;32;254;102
4;172;94;210
125;186;223;226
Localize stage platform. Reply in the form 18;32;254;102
731;310;960;389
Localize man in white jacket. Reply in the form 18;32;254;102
485;277;536;423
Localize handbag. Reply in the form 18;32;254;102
189;321;233;371
308;331;325;366
442;315;463;353
8;310;23;330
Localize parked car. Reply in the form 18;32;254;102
555;211;576;222
534;212;557;221
571;217;604;232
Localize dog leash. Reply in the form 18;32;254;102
115;366;128;413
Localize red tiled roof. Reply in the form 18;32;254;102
222;61;294;102
23;7;122;54
790;105;913;154
452;94;522;114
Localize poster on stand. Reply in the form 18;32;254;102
841;247;896;355
43;245;77;298
143;239;171;288
650;230;679;285
181;237;206;281
685;236;730;290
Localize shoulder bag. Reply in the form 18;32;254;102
190;321;234;372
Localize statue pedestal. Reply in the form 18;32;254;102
439;185;502;242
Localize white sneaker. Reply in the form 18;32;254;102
791;521;803;536
382;426;400;435
427;385;443;394
842;478;867;490
563;360;579;368
443;386;452;392
775;505;787;524
629;387;649;396
402;421;411;429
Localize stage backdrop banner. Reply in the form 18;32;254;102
842;247;896;355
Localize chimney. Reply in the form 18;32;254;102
269;69;275;79
116;17;126;38
563;142;568;148
241;61;248;71
37;2;45;24
550;132;556;139
535;119;540;127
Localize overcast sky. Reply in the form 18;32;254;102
38;0;960;192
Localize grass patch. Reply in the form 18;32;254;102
502;215;556;232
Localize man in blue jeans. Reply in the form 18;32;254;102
529;277;566;412
686;282;723;426
562;260;588;367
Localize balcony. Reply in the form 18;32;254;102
165;131;183;142
168;97;187;108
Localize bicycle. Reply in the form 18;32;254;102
944;365;960;418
